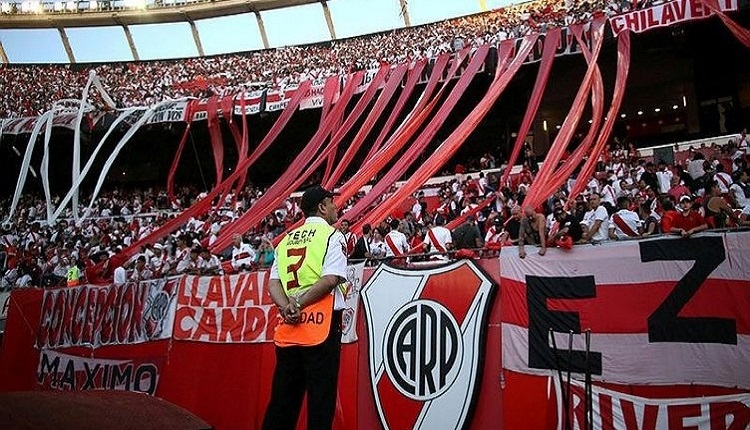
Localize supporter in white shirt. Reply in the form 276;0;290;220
737;129;748;154
113;266;128;286
729;170;750;209
384;219;410;259
369;228;388;260
655;162;673;195
199;248;223;275
713;164;733;195
424;219;453;260
600;179;617;207
231;233;256;271
586;177;600;194
149;243;171;276
687;153;706;180
608;196;641;240
129;255;153;283
412;193;426;223
581;193;610;242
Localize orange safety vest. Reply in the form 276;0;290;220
274;221;336;347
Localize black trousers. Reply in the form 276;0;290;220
262;310;342;430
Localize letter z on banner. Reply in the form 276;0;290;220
501;232;750;389
362;260;497;430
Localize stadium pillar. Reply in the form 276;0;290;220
398;0;411;27
684;83;701;134
57;27;76;63
188;19;205;57
121;25;140;61
321;1;336;40
255;11;270;49
0;39;8;64
533;118;550;155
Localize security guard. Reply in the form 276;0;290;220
262;185;348;430
66;262;81;287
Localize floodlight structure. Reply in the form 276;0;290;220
0;0;414;64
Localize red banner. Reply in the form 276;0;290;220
264;86;298;112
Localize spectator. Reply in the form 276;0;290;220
655;161;673;195
517;206;546;258
484;215;507;252
670;195;708;238
581;193;609;243
255;238;275;269
667;175;691;203
714;163;733;195
384;219;409;264
350;223;372;261
339;219;357;258
369;227;388;261
424;216;453;260
230;233;255;272
550;208;584;245
199;247;223;275
638;202;661;237
608;196;641;240
729;170;750;209
703;182;739;229
149;243;171;277
640;162;659;194
129;255;153;283
452;215;483;250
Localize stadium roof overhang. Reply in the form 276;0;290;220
0;0;319;28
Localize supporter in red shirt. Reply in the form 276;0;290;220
670;195;708;238
667;175;691;202
660;197;680;233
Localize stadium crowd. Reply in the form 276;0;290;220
0;0;655;118
1;133;748;289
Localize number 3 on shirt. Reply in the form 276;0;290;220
286;248;307;290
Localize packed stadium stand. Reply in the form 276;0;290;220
1;1;750;430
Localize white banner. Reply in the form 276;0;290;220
0;112;100;135
231;90;265;116
341;261;365;343
35;277;179;349
609;0;739;35
37;349;164;395
174;271;277;343
501;232;750;389
145;100;190;124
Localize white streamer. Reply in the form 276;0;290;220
41;104;58;223
50;107;141;225
4;111;53;223
91;74;117;109
77;100;174;226
71;71;97;222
